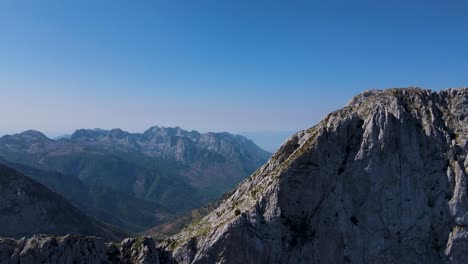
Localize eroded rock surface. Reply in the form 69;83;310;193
169;88;468;263
0;235;168;264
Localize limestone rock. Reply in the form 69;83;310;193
170;87;468;263
0;235;165;264
3;87;468;263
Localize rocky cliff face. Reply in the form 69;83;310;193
0;235;168;264
168;88;468;263
0;164;124;241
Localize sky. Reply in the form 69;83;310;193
1;0;468;148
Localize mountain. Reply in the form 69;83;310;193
147;193;229;238
165;88;468;263
1;87;467;263
0;164;124;240
0;127;271;232
67;126;270;196
0;160;172;233
0;235;168;263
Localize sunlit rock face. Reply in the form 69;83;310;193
1;88;467;264
0;235;166;264
170;88;468;264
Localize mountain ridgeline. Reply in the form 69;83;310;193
0;164;124;241
167;87;468;263
1;87;468;264
0;127;271;232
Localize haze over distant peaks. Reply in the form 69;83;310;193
0;126;271;232
1;88;468;263
0;164;124;240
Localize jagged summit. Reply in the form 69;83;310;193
70;128;107;140
167;87;468;263
346;87;467;107
63;126;272;166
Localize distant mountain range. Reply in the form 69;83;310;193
0;126;271;233
1;88;468;263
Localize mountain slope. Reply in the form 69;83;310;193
0;127;270;232
1;87;467;263
168;88;468;263
0;160;172;233
66;126;271;199
147;192;229;238
0;164;124;240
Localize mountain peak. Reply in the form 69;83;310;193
18;130;50;140
70;128;107;140
345;87;467;109
144;126;201;139
169;87;468;263
108;128;128;138
144;125;161;133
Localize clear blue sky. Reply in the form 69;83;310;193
1;0;467;138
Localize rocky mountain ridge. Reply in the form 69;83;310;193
0;127;270;232
0;235;169;264
2;126;268;167
69;126;266;165
167;87;468;263
1;87;467;263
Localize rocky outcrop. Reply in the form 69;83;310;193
168;88;468;263
0;235;168;264
0;164;124;240
67;126;270;167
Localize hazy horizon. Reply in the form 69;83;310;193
1;1;468;138
0;126;296;153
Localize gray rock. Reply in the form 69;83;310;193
3;87;468;263
0;235;164;264
169;87;468;263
